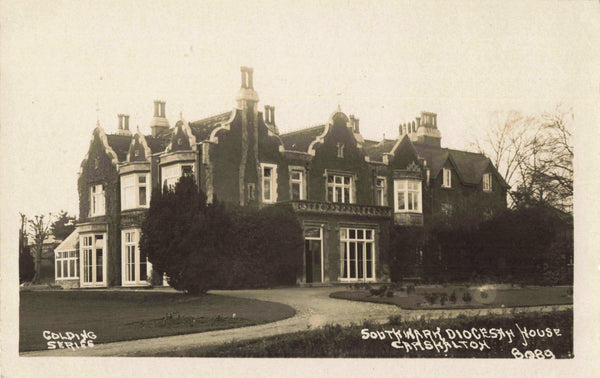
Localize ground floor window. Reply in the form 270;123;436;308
122;229;151;286
340;228;375;281
55;250;79;279
80;233;106;286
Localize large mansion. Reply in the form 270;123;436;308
54;67;508;288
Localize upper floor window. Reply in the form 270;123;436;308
290;168;305;200
261;163;278;203
337;143;345;158
442;168;452;188
441;202;453;215
162;163;194;190
121;173;150;210
327;174;352;203
394;179;422;213
375;177;387;206
483;173;492;192
89;184;105;217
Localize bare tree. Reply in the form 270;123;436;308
474;106;573;212
28;214;52;284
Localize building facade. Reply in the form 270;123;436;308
56;67;508;288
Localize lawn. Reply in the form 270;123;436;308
329;285;572;309
138;309;573;358
20;290;295;352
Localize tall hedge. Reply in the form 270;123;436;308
140;176;303;294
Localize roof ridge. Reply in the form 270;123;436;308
280;124;325;136
190;111;232;126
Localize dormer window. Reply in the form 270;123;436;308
337;143;345;158
442;168;452;188
483;173;492;192
90;184;105;217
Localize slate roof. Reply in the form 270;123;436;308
189;111;233;141
106;134;134;162
413;143;510;188
363;139;396;162
280;125;326;153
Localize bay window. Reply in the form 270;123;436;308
122;229;150;286
394;179;422;213
121;173;150;210
162;163;194;190
80;233;106;287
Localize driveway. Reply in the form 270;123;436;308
22;287;571;357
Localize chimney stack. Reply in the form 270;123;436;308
117;114;131;136
150;100;170;137
240;66;254;89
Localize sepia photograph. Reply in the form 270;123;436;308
1;0;599;376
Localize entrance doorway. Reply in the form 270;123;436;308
304;226;323;283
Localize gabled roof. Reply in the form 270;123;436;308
413;143;510;188
189;111;233;141
363;139;396;162
106;134;134;161
280;125;326;153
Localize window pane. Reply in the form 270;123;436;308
328;175;334;183
96;249;103;282
349;242;356;278
398;191;405;210
139;186;147;206
263;167;271;177
343;176;350;185
343;187;350;203
138;175;146;183
327;187;333;202
341;242;348;278
349;229;356;239
57;260;62;278
304;227;320;238
291;171;301;180
335;176;342;184
292;183;300;200
357;229;364;239
264;179;271;200
357;243;364;279
340;228;347;239
69;260;75;278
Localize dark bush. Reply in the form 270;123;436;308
449;291;457;304
141;176;303;293
19;245;35;284
462;291;472;303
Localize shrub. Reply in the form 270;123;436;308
449;291;457;304
406;284;415;296
462;291;472;303
19;245;35;284
440;293;448;306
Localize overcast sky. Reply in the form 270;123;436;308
1;0;599;219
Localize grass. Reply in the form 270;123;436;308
137;309;573;358
20;290;295;352
330;285;572;309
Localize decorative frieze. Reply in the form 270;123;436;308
287;201;392;218
393;212;424;226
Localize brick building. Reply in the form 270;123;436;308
57;67;508;288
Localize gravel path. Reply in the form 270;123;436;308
22;287;572;357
